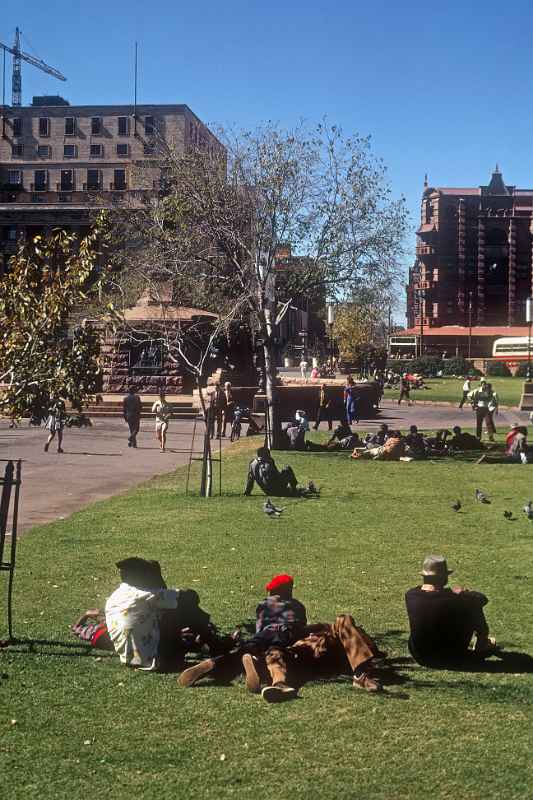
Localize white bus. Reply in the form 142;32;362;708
492;337;532;361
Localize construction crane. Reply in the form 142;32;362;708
0;27;66;107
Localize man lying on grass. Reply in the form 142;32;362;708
178;573;385;701
244;446;319;497
71;557;234;670
405;554;499;667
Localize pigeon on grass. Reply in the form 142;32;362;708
263;498;285;517
451;500;462;512
503;511;514;520
475;489;490;504
523;501;533;520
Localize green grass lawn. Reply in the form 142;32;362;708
384;376;524;407
2;435;533;800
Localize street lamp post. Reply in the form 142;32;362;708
327;304;335;367
468;291;473;360
526;297;532;381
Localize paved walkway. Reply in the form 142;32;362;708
0;418;227;533
1;400;527;534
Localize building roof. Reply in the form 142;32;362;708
403;325;530;338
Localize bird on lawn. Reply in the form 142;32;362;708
475;488;490;504
263;498;285;517
451;500;462;512
503;511;513;520
522;501;533;520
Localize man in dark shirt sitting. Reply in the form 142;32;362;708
364;423;389;449
243;447;318;497
405;554;498;666
448;426;483;452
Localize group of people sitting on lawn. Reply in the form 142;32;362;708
72;553;499;703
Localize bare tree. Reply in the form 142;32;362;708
104;121;408;447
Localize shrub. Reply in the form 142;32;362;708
485;362;511;377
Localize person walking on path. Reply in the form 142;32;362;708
208;383;226;439
344;375;358;424
314;383;333;430
398;373;412;406
469;378;496;441
222;381;234;438
123;386;142;448
458;377;472;409
151;391;172;452
405;554;498;667
300;357;309;382
44;397;66;453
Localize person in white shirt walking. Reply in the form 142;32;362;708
151;391;172;452
300;357;309;382
458;377;472;409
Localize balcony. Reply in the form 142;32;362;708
416;244;437;257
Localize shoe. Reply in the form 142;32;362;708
44;442;49;452
352;672;382;693
261;682;298;703
57;448;64;453
474;636;500;658
177;658;216;687
242;653;261;693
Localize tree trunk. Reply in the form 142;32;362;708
197;381;213;497
263;340;282;449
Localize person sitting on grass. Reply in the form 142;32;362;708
404;425;427;459
244;447;318;497
364;423;389;448
447;426;483;452
326;420;361;450
477;424;529;465
405;554;498;667
423;428;452;454
352;430;405;461
75;558;232;671
505;424;529;464
178;573;384;701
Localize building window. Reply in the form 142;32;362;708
38;118;50;137
37;145;51;158
91;117;103;135
7;170;22;186
63;144;77;159
65;117;76;136
90;144;103;158
86;169;101;190
118;116;130;136
116;143;129;157
12;117;22;137
12;144;24;157
60;170;74;191
113;169;127;190
6;226;18;241
143;142;155;155
144;116;154;135
34;170;48;191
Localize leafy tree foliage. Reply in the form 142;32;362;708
0;226;106;419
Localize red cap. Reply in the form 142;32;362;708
265;574;294;592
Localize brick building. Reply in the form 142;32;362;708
406;167;533;334
0;97;223;273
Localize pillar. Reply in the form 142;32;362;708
477;215;486;324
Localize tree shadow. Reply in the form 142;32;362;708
0;636;115;659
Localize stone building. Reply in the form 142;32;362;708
406;167;533;331
0;97;223;273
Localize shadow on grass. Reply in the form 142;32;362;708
0;637;115;658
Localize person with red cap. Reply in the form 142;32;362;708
178;573;384;700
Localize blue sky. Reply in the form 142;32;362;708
4;1;533;291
